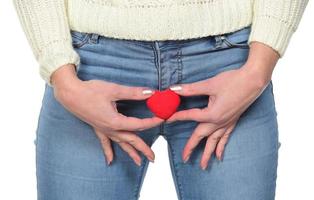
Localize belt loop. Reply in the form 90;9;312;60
90;33;100;44
214;35;223;48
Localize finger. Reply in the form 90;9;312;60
166;107;211;123
200;127;226;170
112;101;118;112
182;123;217;163
112;113;164;131
215;123;236;161
118;142;142;166
112;84;155;101
127;135;155;162
93;128;114;165
169;79;213;96
100;135;114;165
115;132;155;162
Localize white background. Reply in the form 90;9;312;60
0;1;313;199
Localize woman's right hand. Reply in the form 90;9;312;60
51;64;164;166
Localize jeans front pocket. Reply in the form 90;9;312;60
214;26;251;49
70;30;93;48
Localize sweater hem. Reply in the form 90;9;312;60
248;15;295;57
38;40;80;86
68;0;253;41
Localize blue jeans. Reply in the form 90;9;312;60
35;26;280;200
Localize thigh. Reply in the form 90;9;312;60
35;84;156;200
166;83;279;200
164;26;280;200
35;32;160;200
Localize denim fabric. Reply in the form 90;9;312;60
35;25;281;200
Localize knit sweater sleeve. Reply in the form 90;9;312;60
248;0;309;57
13;0;80;86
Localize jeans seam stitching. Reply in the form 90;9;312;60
133;158;148;200
152;42;161;90
152;43;165;135
168;139;184;200
177;48;183;83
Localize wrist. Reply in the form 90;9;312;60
51;64;81;87
241;41;279;88
246;42;279;69
50;64;82;101
241;63;270;89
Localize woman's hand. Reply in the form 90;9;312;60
166;42;279;170
51;64;164;166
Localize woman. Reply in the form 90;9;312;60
13;0;308;199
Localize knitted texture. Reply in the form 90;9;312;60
13;0;308;86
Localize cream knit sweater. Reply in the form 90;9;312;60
13;0;308;86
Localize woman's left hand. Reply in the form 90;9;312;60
166;66;275;170
166;42;279;170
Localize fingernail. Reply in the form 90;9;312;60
148;155;155;163
183;154;190;163
217;150;223;161
216;152;220;161
170;85;182;91
142;89;153;95
136;159;142;166
107;159;112;166
220;152;224;161
201;164;207;170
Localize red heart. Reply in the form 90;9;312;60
146;88;181;120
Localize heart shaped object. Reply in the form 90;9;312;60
146;88;181;120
